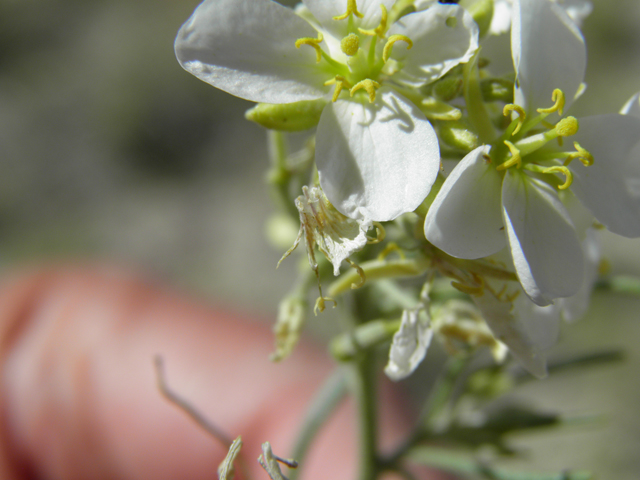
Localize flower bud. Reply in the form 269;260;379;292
245;99;326;131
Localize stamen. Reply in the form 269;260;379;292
524;164;573;190
295;32;324;63
366;221;386;244
451;279;484;297
333;0;364;20
503;104;526;136
496;140;522;171
358;4;388;38
554;116;579;137
345;259;366;289
563;141;594;166
537;88;565;115
544;166;573;190
314;296;337;314
324;75;352;102
506;289;520;302
382;34;413;63
350;79;381;103
340;33;360;56
377;242;405;260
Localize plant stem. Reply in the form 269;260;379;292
347;349;379;480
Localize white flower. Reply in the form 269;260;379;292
425;0;640;306
385;305;433;381
489;0;592;35
473;283;559;378
175;0;479;221
279;185;371;276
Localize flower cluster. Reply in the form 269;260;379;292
176;0;640;377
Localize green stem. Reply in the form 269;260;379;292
267;130;298;218
406;447;593;480
423;355;468;431
384;355;468;468
463;49;495;144
595;275;640;297
347;349;379;480
327;255;431;297
288;370;348;480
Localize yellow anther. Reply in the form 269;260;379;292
537;88;565;115
358;4;388;38
295;32;324;63
350;79;381;103
366;221;385;244
382;34;413;63
324;75;351;102
563;141;594;166
505;289;520;302
333;0;364;20
503;104;527;136
496;140;522;171
314;296;337;315
345;259;366;289
555;116;579;137
543;165;573;190
451;280;484;297
340;33;360;56
377;242;405;260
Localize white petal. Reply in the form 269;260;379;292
473;289;548;378
621;92;640;117
570;114;640;237
562;0;593;26
512;0;586;113
388;5;479;87
294;186;371;276
316;88;439;221
175;0;326;104
385;308;433;381
425;146;507;259
559;228;600;322
502;172;584;305
489;0;514;35
303;0;395;40
413;0;438;11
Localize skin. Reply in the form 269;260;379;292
0;265;444;480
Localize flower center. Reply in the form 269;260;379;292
491;88;594;191
294;1;414;104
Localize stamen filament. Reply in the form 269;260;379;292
350;79;380;103
324;75;352;102
563;141;594;166
295;32;324;63
496;140;522;171
524;164;573;190
382;35;413;63
537;88;565;116
333;0;364;20
358;4;388;38
503;104;526;136
366;221;386;244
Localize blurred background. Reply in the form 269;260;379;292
0;0;639;478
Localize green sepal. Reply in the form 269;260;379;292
438;119;480;152
414;173;445;219
245;99;327;131
481;77;515;102
432;75;464;101
460;0;494;38
419;97;462;121
330;319;400;362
